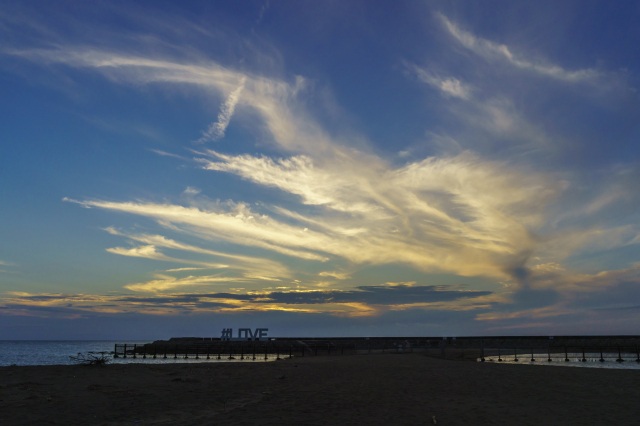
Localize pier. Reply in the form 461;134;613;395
113;337;419;360
113;335;640;364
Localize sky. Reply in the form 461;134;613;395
1;0;639;340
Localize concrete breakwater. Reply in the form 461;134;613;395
113;335;640;362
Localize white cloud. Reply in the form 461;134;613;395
165;267;208;272
106;245;173;260
5;47;239;89
16;42;634;313
407;64;472;100
103;226;292;279
197;77;246;143
149;149;188;160
124;274;245;292
318;271;350;280
68;145;566;286
200;150;383;214
182;186;201;196
0;260;14;273
437;13;600;84
5;46;339;158
72;199;335;262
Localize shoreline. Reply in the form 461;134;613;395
2;353;639;425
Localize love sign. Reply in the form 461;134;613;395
221;327;269;341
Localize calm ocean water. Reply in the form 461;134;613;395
0;341;280;366
0;341;140;366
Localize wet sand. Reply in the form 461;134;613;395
1;353;639;425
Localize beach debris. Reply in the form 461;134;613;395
69;351;110;366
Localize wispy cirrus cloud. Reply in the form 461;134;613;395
66;143;563;287
103;226;292;280
7;33;638;329
5;45;339;158
148;148;189;160
437;13;601;84
106;244;176;261
49;36;634;298
0;260;15;273
199;150;383;214
123;274;247;292
165;267;208;272
405;63;472;100
318;271;350;280
65;198;331;262
197;76;246;143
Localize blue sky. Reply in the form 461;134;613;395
1;0;639;339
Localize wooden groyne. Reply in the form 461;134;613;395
434;335;640;362
113;335;640;363
114;337;430;360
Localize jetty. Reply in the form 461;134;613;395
113;335;640;363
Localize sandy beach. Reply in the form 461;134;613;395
1;353;639;425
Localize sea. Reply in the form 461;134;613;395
0;341;279;366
